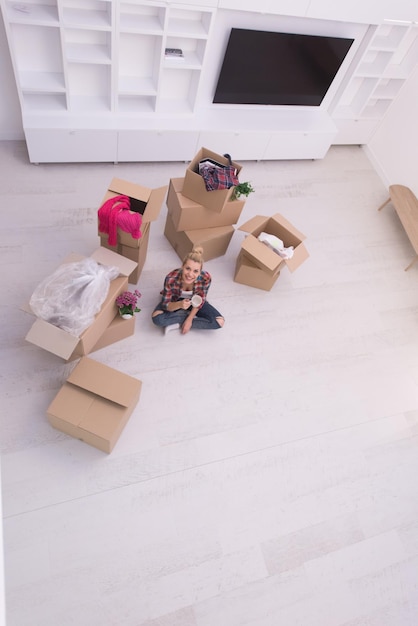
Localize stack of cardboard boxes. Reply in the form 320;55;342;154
24;247;145;454
165;148;245;261
98;177;168;284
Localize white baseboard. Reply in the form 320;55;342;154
362;144;390;189
0;131;25;141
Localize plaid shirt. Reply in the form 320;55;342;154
199;164;239;191
159;268;211;310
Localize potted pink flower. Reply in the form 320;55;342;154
115;289;142;319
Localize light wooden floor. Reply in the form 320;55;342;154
2;141;418;626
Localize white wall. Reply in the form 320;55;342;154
365;63;418;196
0;9;23;140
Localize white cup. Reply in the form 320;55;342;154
191;294;202;307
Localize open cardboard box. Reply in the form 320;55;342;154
47;357;142;453
164;212;234;262
167;177;245;231
98;177;167;248
182;147;242;213
99;221;150;284
25;248;137;361
238;213;309;276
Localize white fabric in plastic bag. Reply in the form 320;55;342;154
258;231;294;259
29;258;120;337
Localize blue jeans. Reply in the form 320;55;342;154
152;301;223;330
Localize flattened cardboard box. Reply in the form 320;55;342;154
167;177;245;231
234;250;281;291
239;213;309;275
99;221;151;283
182;147;242;213
25;248;137;361
98;177;167;248
164;212;234;262
47;357;142;453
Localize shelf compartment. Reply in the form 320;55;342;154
61;1;112;30
370;24;409;51
10;23;63;74
119;2;166;34
372;78;405;99
337;76;378;112
5;0;59;25
167;8;212;39
385;30;418;76
19;69;65;91
357;50;393;76
118;32;161;92
64;28;112;64
117;95;156;113
157;67;200;114
361;99;393;119
66;62;111;111
21;92;67;111
164;37;206;68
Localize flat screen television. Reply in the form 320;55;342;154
213;28;354;106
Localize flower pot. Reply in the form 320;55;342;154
120;313;133;320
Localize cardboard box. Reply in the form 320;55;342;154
98;177;167;248
182;147;242;213
89;312;136;353
167;177;245;231
47;357;142;453
99;221;150;284
234;250;281;291
164;212;234;262
25;248;137;361
238;213;309;275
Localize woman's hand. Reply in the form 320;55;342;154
181;317;193;334
181;299;191;310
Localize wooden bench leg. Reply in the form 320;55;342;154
378;197;391;211
404;255;418;271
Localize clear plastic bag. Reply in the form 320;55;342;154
29;258;120;337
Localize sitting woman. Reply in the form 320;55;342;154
151;246;224;335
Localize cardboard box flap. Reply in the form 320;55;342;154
145;185;168;222
270;213;307;243
67;357;142;408
108;177;151;202
241;235;282;274
107;177;167;222
26;318;79;360
285;241;310;272
238;215;269;235
91;247;137;277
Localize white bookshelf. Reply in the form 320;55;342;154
330;22;418;142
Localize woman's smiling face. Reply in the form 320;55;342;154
182;259;201;283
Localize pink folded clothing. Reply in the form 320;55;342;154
98;194;143;246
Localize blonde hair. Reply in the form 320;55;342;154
182;246;204;268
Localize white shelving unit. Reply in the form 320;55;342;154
2;1;417;162
2;0;215;118
330;22;418;143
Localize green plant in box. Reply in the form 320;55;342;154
231;181;255;201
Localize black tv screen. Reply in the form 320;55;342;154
213;28;354;106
